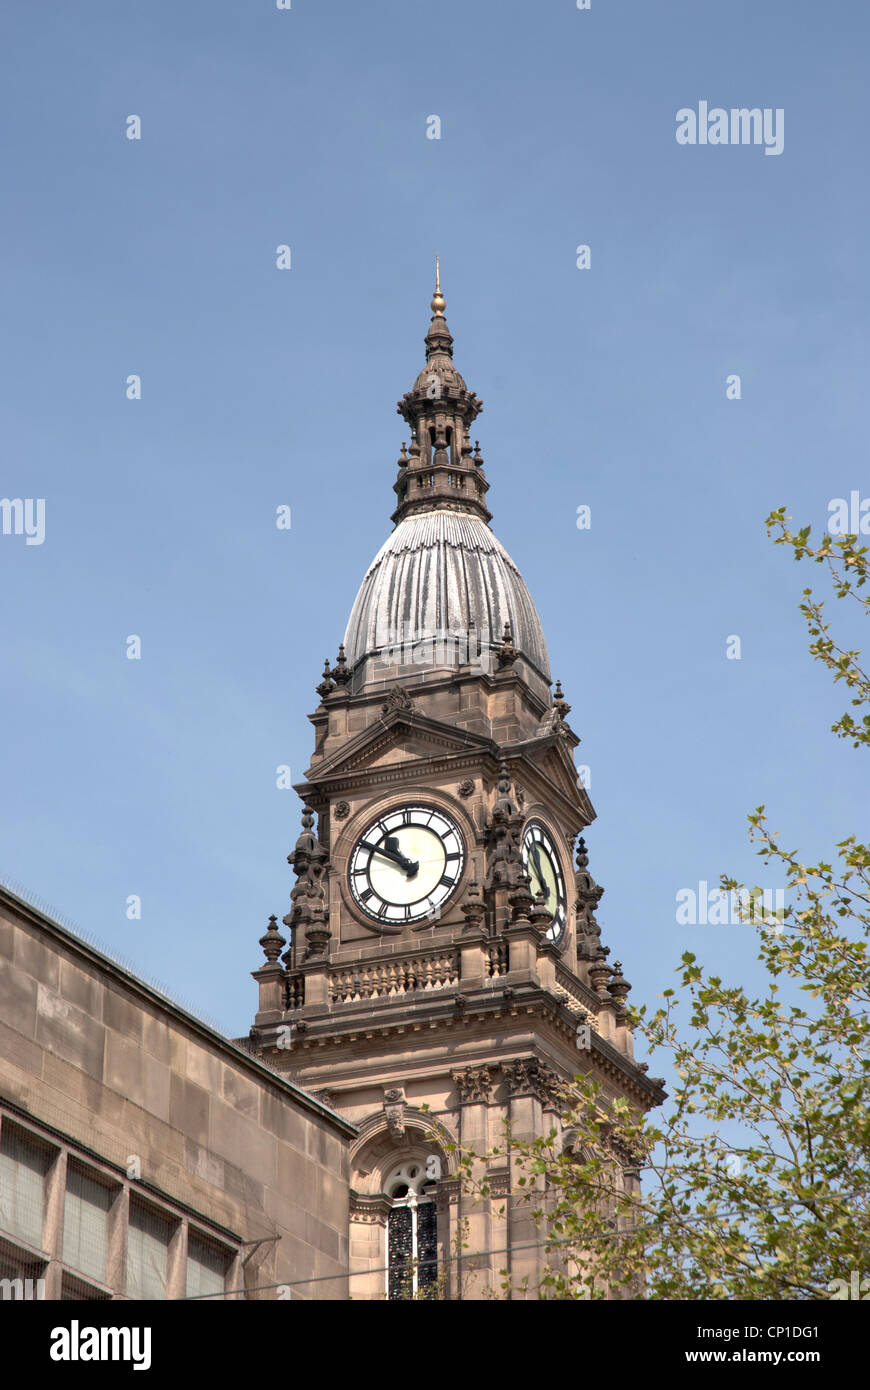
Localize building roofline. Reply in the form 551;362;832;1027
0;880;357;1139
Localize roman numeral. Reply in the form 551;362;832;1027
444;851;460;862
359;888;373;903
439;873;456;888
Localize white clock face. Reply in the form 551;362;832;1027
348;806;465;925
522;820;567;943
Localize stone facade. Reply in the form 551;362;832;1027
0;277;663;1302
248;278;664;1299
0;884;354;1300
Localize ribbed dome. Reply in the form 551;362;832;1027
343;509;550;681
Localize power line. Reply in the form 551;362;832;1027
181;1187;868;1298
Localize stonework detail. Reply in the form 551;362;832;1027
383;1087;406;1141
241;275;662;1299
381;686;417;714
452;1066;494;1105
501;1058;560;1105
284;805;331;961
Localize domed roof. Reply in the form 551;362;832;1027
411;352;468;396
343;509;550;681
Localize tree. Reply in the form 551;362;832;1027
456;510;870;1299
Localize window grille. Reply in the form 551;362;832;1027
0;1236;45;1301
385;1159;439;1299
63;1164;113;1284
0;1125;51;1249
127;1201;173;1300
186;1232;230;1300
61;1273;111;1301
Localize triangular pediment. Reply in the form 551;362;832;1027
302;707;495;787
504;732;595;823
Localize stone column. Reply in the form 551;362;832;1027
43;1147;67;1300
251;916;286;1027
458;878;487;989
501;1059;557;1299
452;1065;494;1299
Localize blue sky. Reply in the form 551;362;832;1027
1;0;867;1045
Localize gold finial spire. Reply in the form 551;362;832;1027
431;253;446;317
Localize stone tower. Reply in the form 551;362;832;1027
249;271;663;1299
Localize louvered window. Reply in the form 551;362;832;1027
63;1164;113;1284
127;1201;173;1300
0;1126;51;1249
186;1232;230;1300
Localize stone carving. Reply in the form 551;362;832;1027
283;806;331;962
316;659;335;700
333;800;350;820
574;836;608;965
485;762;527;894
458;778;475;799
461;879;486;932
383;1087;406;1141
496;620;517;668
536;680;573;740
501;1058;559;1106
381;686;417;714
452;1065;494;1105
258;914;286;964
330;644;352;686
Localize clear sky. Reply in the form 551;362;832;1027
1;0;866;1046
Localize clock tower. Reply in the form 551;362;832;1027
249;271;663;1299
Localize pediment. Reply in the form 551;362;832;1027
509;735;595;821
303;708;495;786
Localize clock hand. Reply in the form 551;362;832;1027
382;835;420;877
360;838;419;877
529;843;551;900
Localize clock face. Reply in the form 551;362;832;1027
522;820;567;943
348;806;465;925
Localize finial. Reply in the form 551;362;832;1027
431;255;446;318
331;643;351;686
259;914;286;964
316;658;335;700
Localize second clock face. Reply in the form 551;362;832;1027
348;806;465;925
522;819;567;943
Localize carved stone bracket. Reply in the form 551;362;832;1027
486;1169;511;1200
501;1058;560;1106
383;1086;406;1141
435;1178;461;1209
350;1193;392;1226
452;1065;494;1105
381;686;417;714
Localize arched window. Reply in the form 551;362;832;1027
385;1159;438;1300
